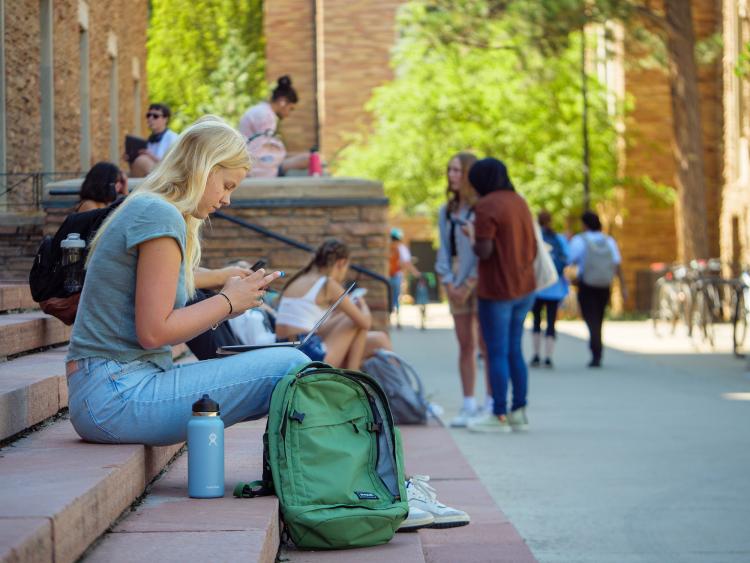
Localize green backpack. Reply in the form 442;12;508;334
234;362;409;550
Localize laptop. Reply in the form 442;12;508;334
217;282;356;355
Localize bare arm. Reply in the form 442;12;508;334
462;221;493;260
135;237;279;348
326;279;372;330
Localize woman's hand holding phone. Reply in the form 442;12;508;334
220;268;283;316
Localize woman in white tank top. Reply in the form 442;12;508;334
276;239;391;369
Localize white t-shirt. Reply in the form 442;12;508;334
147;129;179;160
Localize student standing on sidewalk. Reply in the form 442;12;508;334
462;158;537;433
568;211;628;368
434;152;493;426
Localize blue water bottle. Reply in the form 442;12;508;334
187;394;225;498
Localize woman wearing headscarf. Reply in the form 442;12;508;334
461;158;536;433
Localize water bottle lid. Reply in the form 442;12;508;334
192;393;220;414
60;233;86;249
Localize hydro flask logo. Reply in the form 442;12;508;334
208;432;218;446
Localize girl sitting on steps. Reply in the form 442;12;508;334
276;239;392;370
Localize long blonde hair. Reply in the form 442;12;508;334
446;152;478;214
88;115;251;295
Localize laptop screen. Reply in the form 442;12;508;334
299;282;356;347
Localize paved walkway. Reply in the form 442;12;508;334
392;305;750;563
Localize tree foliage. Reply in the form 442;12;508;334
147;0;266;131
335;1;619;222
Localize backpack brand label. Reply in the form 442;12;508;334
354;491;379;500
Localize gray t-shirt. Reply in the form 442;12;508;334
67;194;187;370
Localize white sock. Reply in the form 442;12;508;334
462;396;477;412
484;396;494;412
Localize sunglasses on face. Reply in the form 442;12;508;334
146;112;164;119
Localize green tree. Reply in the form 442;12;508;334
147;0;266;131
336;2;618;225
400;0;715;260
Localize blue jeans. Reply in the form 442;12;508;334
67;347;309;446
390;273;403;312
478;293;535;416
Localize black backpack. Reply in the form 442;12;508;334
184;289;242;360
29;201;122;302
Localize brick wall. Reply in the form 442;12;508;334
264;0;317;154
3;0;148;208
614;0;723;309
720;0;750;274
316;0;404;157
42;177;392;329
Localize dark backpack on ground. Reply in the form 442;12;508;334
362;349;432;425
184;289;242;360
234;362;408;550
542;228;567;277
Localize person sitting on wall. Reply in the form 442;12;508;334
239;75;311;177
75;162;128;213
128;103;179;178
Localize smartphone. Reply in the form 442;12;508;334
250;259;267;271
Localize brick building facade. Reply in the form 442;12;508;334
720;0;750;273
263;1;729;310
0;0;148;281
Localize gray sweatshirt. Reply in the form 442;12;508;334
434;203;478;288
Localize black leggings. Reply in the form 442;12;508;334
532;298;560;338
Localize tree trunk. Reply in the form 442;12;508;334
664;0;710;261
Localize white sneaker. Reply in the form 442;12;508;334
397;505;434;532
449;407;479;428
406;475;470;528
467;413;512;433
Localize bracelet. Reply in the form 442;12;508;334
218;291;233;315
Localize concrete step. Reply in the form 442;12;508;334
0;344;191;443
0;284;37;313
0;312;71;358
401;424;537;563
85;421;279;563
0;419;183;563
0;347;68;441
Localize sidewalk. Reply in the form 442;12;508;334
392;304;750;563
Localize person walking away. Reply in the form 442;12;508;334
239;75;310;176
128;103;179;178
530;210;570;369
462;158;537;433
568;211;627;368
389;228;419;329
434;152;493;427
66;116;308;447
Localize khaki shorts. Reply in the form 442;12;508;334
449;287;478;316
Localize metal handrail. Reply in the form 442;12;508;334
213;210;392;308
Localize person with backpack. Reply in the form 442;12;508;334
65;116;309;447
75;162;128;213
461;158;537;433
434;152;493;427
569;210;628;368
530;210;570;369
239;75;311;177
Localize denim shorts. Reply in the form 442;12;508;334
278;333;327;362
